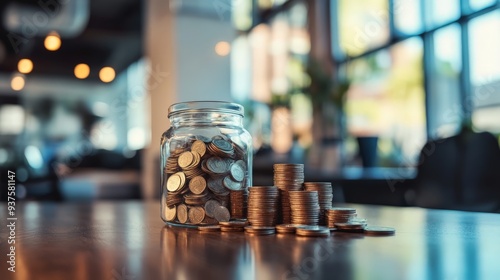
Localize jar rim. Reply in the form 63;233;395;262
168;101;244;117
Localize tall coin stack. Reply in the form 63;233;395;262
303;182;333;225
289;191;321;225
273;164;304;224
247;186;279;226
326;208;357;228
229;190;247;219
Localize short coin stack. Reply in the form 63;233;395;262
247;186;279;226
303;182;333;225
162;135;249;226
295;226;330;237
326;207;357;228
219;220;248;232
273;164;305;224
289;191;320;225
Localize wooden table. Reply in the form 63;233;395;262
1;201;500;280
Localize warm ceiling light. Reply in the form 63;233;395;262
11;75;25;91
74;63;90;79
215;41;231;56
18;59;33;74
99;67;115;83
44;32;61;51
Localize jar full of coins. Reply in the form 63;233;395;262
160;101;252;227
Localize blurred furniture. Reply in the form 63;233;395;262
60;169;141;200
413;130;500;212
2;201;500;279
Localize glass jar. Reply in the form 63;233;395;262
160;101;252;227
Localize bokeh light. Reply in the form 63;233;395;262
44;32;61;51
11;75;25;91
74;63;90;79
18;59;33;74
215;41;231;56
99;67;116;83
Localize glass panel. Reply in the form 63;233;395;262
425;0;461;28
469;11;500;131
231;36;252;102
337;0;390;57
232;0;253;31
258;0;287;9
427;24;463;139
394;0;423;35
469;0;497;11
344;37;426;167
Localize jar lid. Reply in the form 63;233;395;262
168;101;244;117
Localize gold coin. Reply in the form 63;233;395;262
189;176;207;194
164;205;176;221
188;206;206;224
177;204;188;224
166;174;182;192
191;140;207;157
178;152;194;169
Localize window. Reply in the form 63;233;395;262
332;0;500;167
469;10;500;132
335;0;389;57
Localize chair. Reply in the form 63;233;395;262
413;130;500;212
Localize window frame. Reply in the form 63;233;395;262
331;0;500;139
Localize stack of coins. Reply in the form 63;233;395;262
244;226;276;235
230;190;247;219
303;182;333;225
162;135;249;225
219;220;248;232
289;191;320;225
326;208;357;228
295;226;330;237
275;224;299;234
247;186;279;226
273;164;304;224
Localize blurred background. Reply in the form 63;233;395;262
0;0;499;211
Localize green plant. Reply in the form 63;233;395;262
306;59;350;111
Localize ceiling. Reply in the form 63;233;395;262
0;0;142;82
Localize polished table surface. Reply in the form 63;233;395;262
1;201;500;280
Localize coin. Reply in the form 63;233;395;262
207;157;230;174
191;140;207;157
166;172;185;192
204;199;221;218
364;226;396;236
207;177;230;196
164;205;176;221
296;226;330;237
188;206;206;224
177;204;188;224
275;224;299;234
189;176;207;194
244;226;276;235
213;139;233;152
178;151;194;169
198;225;221;232
334;222;366;231
223;176;242;191
214;205;230;222
230;163;245;182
